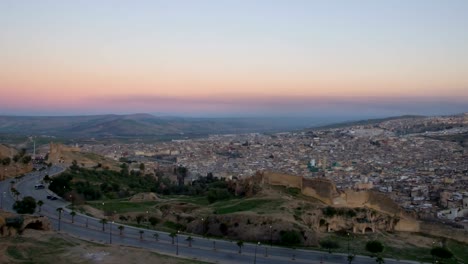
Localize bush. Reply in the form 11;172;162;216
430;247;453;260
322;206;337;217
280;230;301;246
366;240;384;255
206;188;232;203
319;240;340;252
13;196;37;214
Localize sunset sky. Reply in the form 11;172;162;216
1;0;468;117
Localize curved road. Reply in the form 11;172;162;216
0;166;423;264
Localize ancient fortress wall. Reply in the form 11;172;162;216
49;142;81;163
302;178;338;204
263;172;302;189
394;218;420;232
367;191;402;215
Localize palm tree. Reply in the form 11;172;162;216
70;211;76;223
375;256;385;264
237;240;244;254
56;207;63;231
186;236;194;247
169;232;177;244
37;200;44;212
118;225;124;236
153;233;159;241
139;230;144;240
99;218;107;231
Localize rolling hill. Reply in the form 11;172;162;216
0;114;324;139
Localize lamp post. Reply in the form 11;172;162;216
176;230;180;255
69;194;74;210
146;211;149;229
102;202;105;217
1;191;5;209
347;232;350;255
57;208;63;231
201;217;205;235
109;221;113;244
254;242;260;264
269;225;273;247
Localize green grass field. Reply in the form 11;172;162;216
212;198;283;214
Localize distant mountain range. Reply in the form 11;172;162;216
1;113;465;142
0;114;330;139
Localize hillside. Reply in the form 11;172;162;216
0;144;33;180
0;114;324;140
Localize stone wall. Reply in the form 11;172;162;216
263;171;302;189
302;178;339;204
394;218;420;232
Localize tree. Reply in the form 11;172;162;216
430;247;453;261
149;216;159;228
375;256;385;264
11;188;20;201
37;200;44;212
153;233;159;241
135;214;144;225
1;157;11;165
13;196;37;214
366;240;384;256
139;163;145;171
139;230;144;240
186;236;194;247
118;225;124;236
319;240;340;253
99;218;108;231
237;240;244;254
280;230;302;246
70;211;76;223
347;255;355;264
169;232;177;244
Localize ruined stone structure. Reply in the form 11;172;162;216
0;211;51;237
49;142;81;164
258;171;421;234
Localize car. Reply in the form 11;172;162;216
46;195;53;199
34;184;45;189
50;196;58;200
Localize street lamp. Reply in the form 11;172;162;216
1;191;5;209
69;194;74;210
347;232;350;255
254;242;260;264
176;230;180;255
201;217;205;235
146;211;149;229
110;221;113;244
269;225;273;247
57;207;63;231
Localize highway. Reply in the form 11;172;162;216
0;166;422;264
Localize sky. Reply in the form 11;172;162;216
1;0;468;117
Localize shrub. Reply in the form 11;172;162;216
13;196;37;214
322;206;337;217
366;240;384;255
319;240;340;252
280;230;301;246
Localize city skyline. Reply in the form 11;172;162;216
1;0;468;117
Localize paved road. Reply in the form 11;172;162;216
0;166;423;264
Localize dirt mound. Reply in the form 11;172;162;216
129;192;160;202
0;144;18;159
48;142;118;169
